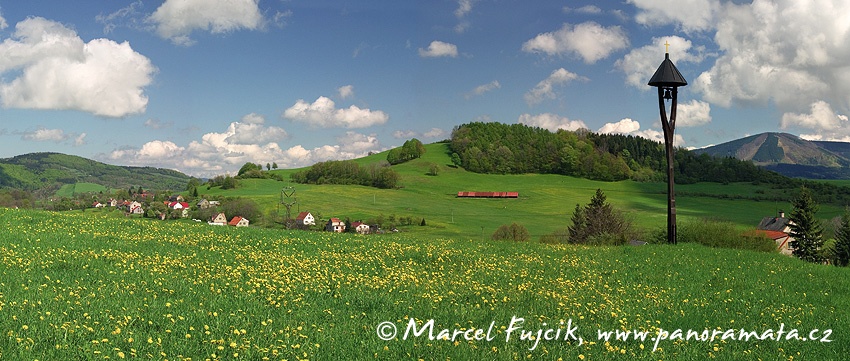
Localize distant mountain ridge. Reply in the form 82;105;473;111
694;132;850;179
0;152;191;192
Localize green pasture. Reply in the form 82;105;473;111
0;209;846;360
55;182;110;198
200;143;844;240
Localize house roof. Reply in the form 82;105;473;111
351;221;363;227
168;201;190;208
229;216;243;226
757;217;790;232
211;212;226;221
296;211;312;220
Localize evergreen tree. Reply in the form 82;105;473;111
565;189;632;244
567;203;586;242
832;207;850;267
788;187;824;263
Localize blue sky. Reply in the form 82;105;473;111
1;0;849;177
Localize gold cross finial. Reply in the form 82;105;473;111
664;40;670;53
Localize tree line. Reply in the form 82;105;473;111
290;160;400;189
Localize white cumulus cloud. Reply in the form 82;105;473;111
518;113;588;132
466;80;500;99
107;115;383;177
282;96;389;128
522;22;629;63
338;85;354;99
0;17;155;117
781;100;850;141
0;7;7;30
597;118;685;146
148;0;264;46
392;130;418;139
525;68;588;106
692;0;850;116
628;0;720;33
677;100;712;127
419;40;458;58
423;128;448;139
20;126;86;146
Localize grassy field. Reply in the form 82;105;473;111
200;143;844;240
55;182;110;198
0;208;846;360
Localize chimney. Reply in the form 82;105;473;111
779;210;785;218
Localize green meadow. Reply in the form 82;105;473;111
55;183;110;198
202;143;844;240
0;208;846;360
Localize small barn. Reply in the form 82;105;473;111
457;191;518;198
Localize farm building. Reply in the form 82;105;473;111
296;212;315;226
229;216;250;227
326;218;346;233
457;191;518;198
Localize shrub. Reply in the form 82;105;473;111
649;218;776;252
492;223;530;242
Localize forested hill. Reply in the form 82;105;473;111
448;122;788;184
0;152;191;191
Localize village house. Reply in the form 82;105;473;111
196;199;210;209
756;210;794;256
351;221;370;235
229;216;250;227
167;201;190;218
326;218;346;233
296;211;315;227
209;212;227;226
92;202;104;208
128;201;144;215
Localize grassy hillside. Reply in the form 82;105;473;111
0;208;846;359
201;143;844;240
55;182;110;198
0;152;191;192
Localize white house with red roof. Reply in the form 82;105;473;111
756;210;795;256
229;216;250;227
128;201;144;215
296;212;315;227
326;218;346;233
168;201;190;218
351;221;370;234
